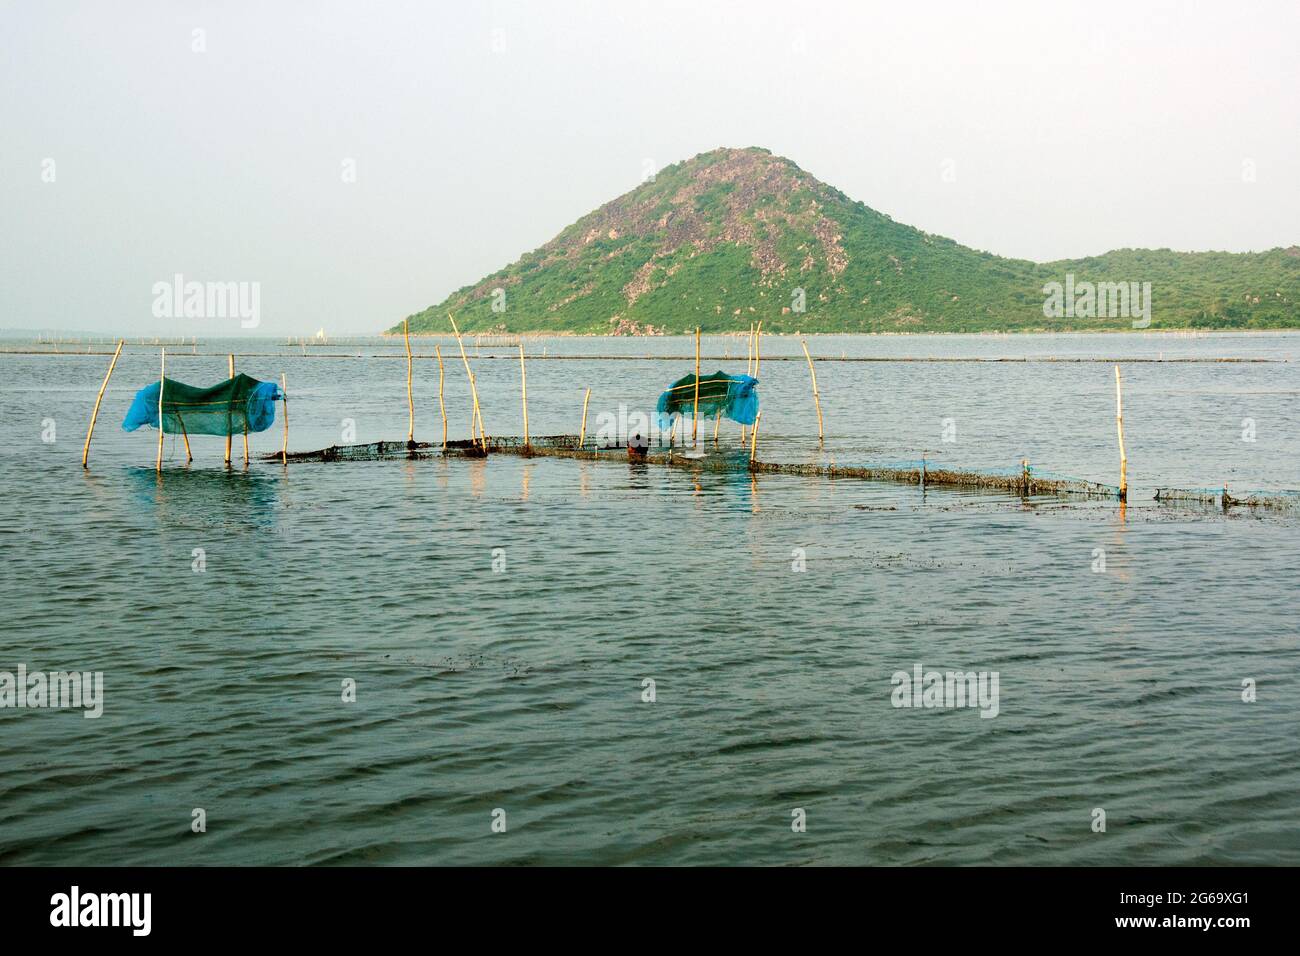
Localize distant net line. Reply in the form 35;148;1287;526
3;348;1282;364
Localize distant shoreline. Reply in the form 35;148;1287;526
4;327;1300;346
376;326;1300;338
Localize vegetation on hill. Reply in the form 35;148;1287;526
395;147;1300;335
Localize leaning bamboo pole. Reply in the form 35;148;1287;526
225;354;234;465
692;326;701;445
519;343;529;446
280;372;289;465
753;320;763;376
156;348;166;471
175;411;193;463
741;322;754;443
579;387;591;448
800;338;824;442
471;372;486;443
713;408;721;444
435;345;447;449
749;409;762;464
1115;365;1128;501
81;339;123;467
448;313;485;450
404;318;415;443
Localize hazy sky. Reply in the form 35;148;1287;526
2;0;1297;335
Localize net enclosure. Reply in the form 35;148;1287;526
656;371;758;428
122;374;283;436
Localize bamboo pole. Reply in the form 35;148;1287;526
713;408;721;444
749;410;762;464
470;372;486;444
579;387;591;448
225;354;234;465
280;372;289;466
81;339;123;467
175;411;193;463
753;320;763;376
800;338;824;443
1115;365;1128;501
156;348;166;471
519;343;529;446
436;345;447;449
448;313;485;450
243;419;249;467
404;319;415;443
742;322;754;443
692;326;701;445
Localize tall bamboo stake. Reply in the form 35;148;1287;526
436;345;447;449
448;313;485;450
243;419;249;467
579;387;591;447
692;326;701;445
225;354;234;465
81;339;123;468
749;410;762;464
800;338;824;443
280;372;289;466
742;322;754;443
156;348;166;471
753;320;763;376
404;318;415;443
518;343;529;446
1115;365;1128;501
713;408;721;444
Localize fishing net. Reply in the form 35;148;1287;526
655;372;758;428
122;374;282;436
1154;486;1300;511
278;433;1121;501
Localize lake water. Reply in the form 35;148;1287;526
1;331;1297;865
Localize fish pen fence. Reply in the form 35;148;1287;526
267;433;1122;501
104;321;1285;513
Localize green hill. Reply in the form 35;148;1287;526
396;146;1300;334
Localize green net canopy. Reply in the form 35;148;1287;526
122;374;283;436
655;371;759;427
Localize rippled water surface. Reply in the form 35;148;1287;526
1;332;1298;865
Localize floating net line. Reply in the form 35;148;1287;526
275;439;440;462
271;435;581;463
1153;486;1300;511
270;433;1298;510
268;434;1122;500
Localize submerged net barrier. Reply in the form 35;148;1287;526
1152;486;1300;512
266;435;1300;510
268;434;1125;501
